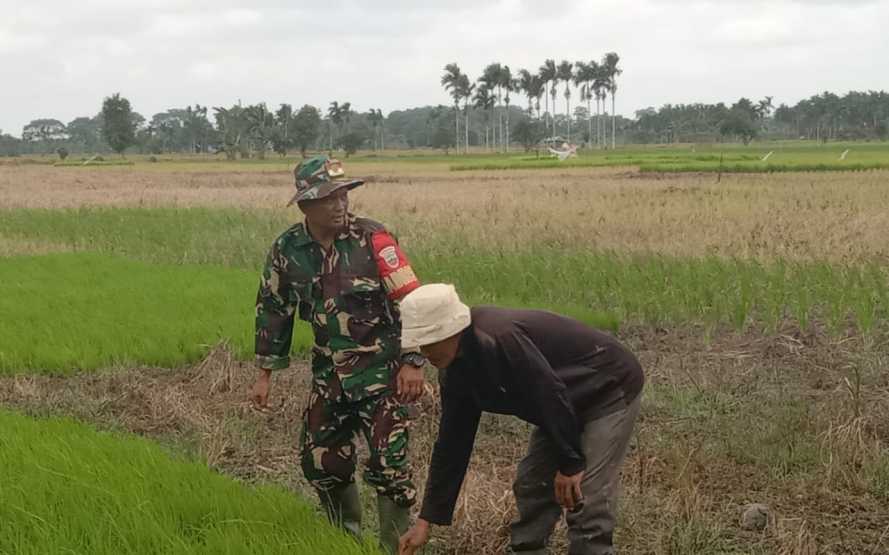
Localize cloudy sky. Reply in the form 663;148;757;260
1;0;887;136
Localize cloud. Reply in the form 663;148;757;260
1;0;887;136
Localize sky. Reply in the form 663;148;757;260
1;0;888;137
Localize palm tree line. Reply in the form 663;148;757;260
441;53;622;153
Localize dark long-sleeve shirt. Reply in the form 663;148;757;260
419;306;644;525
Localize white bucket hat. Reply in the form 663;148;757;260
400;284;471;349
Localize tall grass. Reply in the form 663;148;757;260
0;409;380;555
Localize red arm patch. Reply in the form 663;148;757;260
371;230;420;300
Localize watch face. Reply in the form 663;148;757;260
404;353;426;367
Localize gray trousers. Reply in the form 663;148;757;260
509;395;641;555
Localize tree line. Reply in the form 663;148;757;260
440;53;623;154
2;87;888;158
632;91;889;144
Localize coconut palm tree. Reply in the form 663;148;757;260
441;63;465;152
518;69;535;116
500;65;514;152
590;61;607;148
573;61;592;146
367;109;383;151
457;73;475;154
480;63;503;150
327;101;341;151
602;52;622;149
556;60;574;141
538;59;556;138
473;85;495;150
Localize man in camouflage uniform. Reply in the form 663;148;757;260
251;155;427;553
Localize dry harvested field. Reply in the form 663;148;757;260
3;163;889;262
1;158;888;554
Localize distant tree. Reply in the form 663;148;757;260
602;52;622;149
56;147;69;160
337;131;366;157
499;65;515;151
473;85;495;150
458;74;475;153
292;104;322;157
67;116;104;152
593;62;609;148
183;105;211;153
720;105;758;145
0;131;23;156
556;60;574;141
245;103;274;159
213;105;250;160
431;122;455;154
367;109;385;151
480;63;505;150
513;118;545;152
101;93;137;156
441;63;465;152
538;59;557;138
22;119;67;154
271;103;294;157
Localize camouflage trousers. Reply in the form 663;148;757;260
300;387;416;508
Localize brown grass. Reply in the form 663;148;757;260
0;234;72;256
2;326;886;554
4;164;889;262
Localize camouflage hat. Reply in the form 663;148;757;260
288;155;364;206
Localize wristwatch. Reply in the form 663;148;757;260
401;352;428;368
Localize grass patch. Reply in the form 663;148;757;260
0;252;309;373
449;142;889;172
2;208;887;345
53;159;135;167
0;409;379;555
639;161;889;173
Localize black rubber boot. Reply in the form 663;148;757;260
377;495;410;554
318;483;362;539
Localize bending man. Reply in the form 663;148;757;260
398;284;644;555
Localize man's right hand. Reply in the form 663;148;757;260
398;519;430;554
250;369;272;409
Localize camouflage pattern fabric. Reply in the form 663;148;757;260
255;213;419;505
301;388;415;507
289;154;363;205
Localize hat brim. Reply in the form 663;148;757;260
287;179;365;207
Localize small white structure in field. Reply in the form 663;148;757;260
548;143;578;162
840;149;850;160
761;151;774;162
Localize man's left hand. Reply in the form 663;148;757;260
554;470;584;510
396;364;425;403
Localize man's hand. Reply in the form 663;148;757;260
396;364;425;403
398;519;430;555
250;369;272;410
554;470;584;511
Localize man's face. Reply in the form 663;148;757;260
299;189;349;232
420;333;461;370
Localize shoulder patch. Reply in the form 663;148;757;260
371;230;419;300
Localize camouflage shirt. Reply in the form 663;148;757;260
255;214;420;401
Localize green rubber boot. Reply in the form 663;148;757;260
318;483;362;539
377;495;410;554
